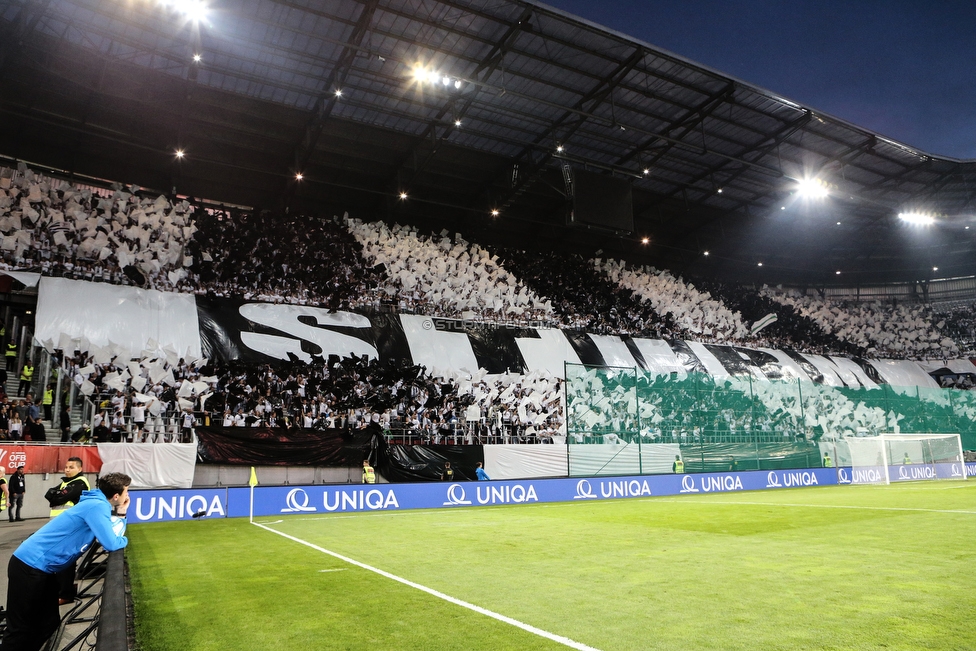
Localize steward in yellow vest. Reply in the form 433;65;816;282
46;457;91;517
823;453;833;468
5;342;17;371
18;363;34;397
673;455;684;473
362;460;376;484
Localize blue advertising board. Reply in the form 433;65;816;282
129;467;843;523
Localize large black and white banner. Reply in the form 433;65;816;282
35;277;942;389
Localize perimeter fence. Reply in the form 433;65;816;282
564;364;976;477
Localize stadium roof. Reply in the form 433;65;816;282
2;0;975;285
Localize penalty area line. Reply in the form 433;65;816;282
251;521;601;651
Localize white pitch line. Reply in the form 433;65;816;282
252;521;601;651
652;499;976;515
318;569;347;573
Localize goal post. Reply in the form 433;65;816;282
840;433;967;485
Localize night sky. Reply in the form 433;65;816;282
541;0;976;160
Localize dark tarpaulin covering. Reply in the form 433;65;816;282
679;441;821;473
196;427;370;466
375;439;485;483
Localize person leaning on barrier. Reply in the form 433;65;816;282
362;459;376;484
2;472;130;651
672;455;684;474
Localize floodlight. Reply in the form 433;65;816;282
797;177;828;199
556;144;564;153
192;53;202;62
174;149;185;159
295;173;303;181
703;251;709;256
399;192;408;200
334;89;342;97
836;221;841;225
454;80;462;89
641;237;649;244
454;119;462;127
757;262;763;267
835;271;841;275
165;0;208;22
490;209;499;217
642;168;650;175
716;188;722;193
898;211;935;226
933;266;939;271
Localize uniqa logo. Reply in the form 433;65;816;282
476;484;538;504
897;465;936;481
781;471;819;487
765;471;783;488
443;484;472;506
851;468;883;483
837;468;851;484
135;494;226;520
574;479;597;499
323;489;399;511
679;476;699;493
699;475;743;492
950;464;962;477
598;479;652;498
282;488;317;513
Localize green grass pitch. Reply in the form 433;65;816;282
127;483;976;651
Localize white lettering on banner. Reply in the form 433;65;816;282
6;451;26;470
852;468;883;483
598;479;652;498
967;464;976;478
897;465;937;481
238;304;378;362
837;468;851;484
782;471;819;487
573;479;597;499
765;472;783;488
950;464;963;478
324;489;399;512
700;475;743;493
476;484;539;505
679;476;699;493
134;495;225;521
282;488;317;513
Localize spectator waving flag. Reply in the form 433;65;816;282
750;313;778;335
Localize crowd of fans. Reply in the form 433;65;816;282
0;164;198;290
344;217;554;325
492;248;680;338
762;288;962;359
4;160;976;449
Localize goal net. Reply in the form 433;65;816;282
840;433;966;485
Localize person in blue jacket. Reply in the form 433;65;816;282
475;461;490;480
2;472;131;651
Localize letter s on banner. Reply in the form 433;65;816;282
239;304;377;362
